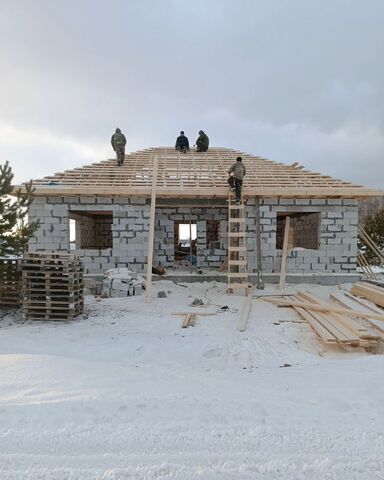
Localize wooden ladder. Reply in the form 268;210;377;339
227;194;249;294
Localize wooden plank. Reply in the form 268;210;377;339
351;283;384;308
238;294;253;332
279;216;290;290
331;291;384;337
182;313;193;328
263;297;384;321
145;154;158;304
297;291;372;338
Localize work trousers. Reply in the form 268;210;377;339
196;145;208;152
228;176;243;201
115;146;125;165
176;146;188;154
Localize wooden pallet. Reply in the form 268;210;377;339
21;253;84;321
0;258;21;308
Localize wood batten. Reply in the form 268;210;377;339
13;147;382;198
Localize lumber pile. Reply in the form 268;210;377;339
264;291;380;349
21;253;84;320
351;282;384;309
0;258;21;308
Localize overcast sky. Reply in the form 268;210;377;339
0;0;383;187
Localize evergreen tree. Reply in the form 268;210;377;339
358;207;384;265
0;161;39;256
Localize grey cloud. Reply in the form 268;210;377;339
0;0;383;188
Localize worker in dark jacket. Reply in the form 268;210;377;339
228;157;246;204
111;128;127;166
195;130;209;152
175;131;189;153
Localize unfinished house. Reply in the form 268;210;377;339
21;147;380;285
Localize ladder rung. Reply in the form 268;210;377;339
228;260;247;266
228;246;247;252
228;272;249;277
229;204;245;209
228;232;247;237
229;218;246;223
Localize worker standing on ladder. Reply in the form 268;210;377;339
227;156;246;204
111;128;127;166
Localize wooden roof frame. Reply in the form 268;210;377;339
13;147;382;199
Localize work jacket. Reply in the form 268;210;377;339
196;132;209;149
175;135;189;150
228;162;246;180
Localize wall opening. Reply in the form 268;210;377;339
69;211;113;249
206;220;220;248
276;212;320;250
174;222;197;262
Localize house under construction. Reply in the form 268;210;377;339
20;147;381;285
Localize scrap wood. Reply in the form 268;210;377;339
173;311;216;328
263;297;384;322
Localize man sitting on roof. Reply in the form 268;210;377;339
175;131;189;153
228;156;246;204
111;128;127;166
195;130;209;152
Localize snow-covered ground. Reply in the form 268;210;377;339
1;281;384;480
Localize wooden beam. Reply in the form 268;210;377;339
145;154;158;304
238;294;253;332
279;216;291;290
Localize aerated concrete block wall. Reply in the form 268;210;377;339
28;196;358;276
29;196;150;274
247;198;358;274
154;207;228;268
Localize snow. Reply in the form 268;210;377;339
0;281;384;479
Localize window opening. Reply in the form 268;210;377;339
174;222;197;262
69;210;113;249
276;212;320;250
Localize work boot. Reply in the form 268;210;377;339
236;199;241;205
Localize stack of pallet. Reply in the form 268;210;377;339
351;282;384;309
0;258;21;308
21;253;84;320
264;291;381;349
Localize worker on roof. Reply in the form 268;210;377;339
195;130;209;152
228;156;246;204
175;131;189;153
111;128;127;166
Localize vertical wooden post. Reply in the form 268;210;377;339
279;215;291;290
254;196;264;290
146;154;158;303
189;209;193;273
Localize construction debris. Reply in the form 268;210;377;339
173;311;217;328
0;257;21;308
102;268;146;298
21;253;84;321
